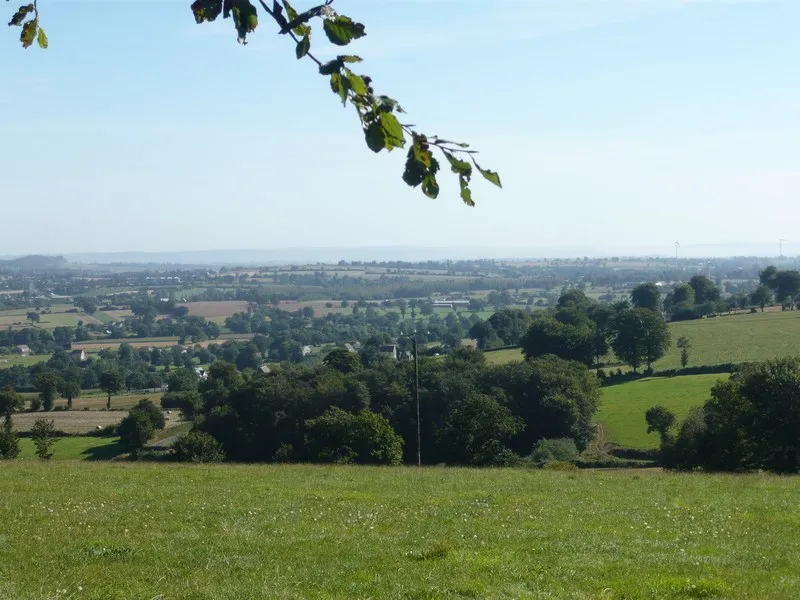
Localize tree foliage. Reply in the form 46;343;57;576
610;308;670;371
8;0;501;205
666;358;800;473
630;283;661;312
30;417;59;460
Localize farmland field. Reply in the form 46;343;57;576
0;305;103;330
0;463;797;599
484;347;524;364
598;374;728;449
0;354;50;368
18;436;124;460
179;301;250;318
655;311;800;370
8;411;128;434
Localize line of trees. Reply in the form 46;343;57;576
160;349;600;467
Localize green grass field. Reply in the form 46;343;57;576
18;436;124;460
0;354;50;368
598;375;728;449
484;348;524;364
655;311;800;370
0;463;797;599
0;305;102;330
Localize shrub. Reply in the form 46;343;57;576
171;431;225;463
542;460;578;471
30;418;59;460
117;411;154;451
305;407;404;465
531;438;579;464
0;430;20;459
29;397;42;412
132;399;165;430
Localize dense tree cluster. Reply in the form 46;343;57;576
654;358;800;473
183;349;600;466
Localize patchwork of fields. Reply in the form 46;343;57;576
0;463;796;599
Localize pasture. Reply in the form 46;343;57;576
0;354;50;368
484;347;524;364
0;305;103;330
17;436;124;460
598;374;728;449
655;311;800;370
179;301;249;318
0;464;796;599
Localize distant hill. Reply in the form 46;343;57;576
0;255;68;269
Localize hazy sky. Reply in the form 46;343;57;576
1;0;798;256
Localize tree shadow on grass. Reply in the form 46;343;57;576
82;440;127;461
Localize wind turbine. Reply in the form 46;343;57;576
780;238;787;259
674;241;680;264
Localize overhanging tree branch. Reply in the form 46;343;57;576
7;0;501;205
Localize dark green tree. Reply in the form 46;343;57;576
0;386;25;459
323;348;363;374
436;392;523;466
688;275;720;305
773;270;800;306
304;407;403;465
117;411;154;451
34;372;61;411
750;285;772;311
171;431;225;463
676;336;691;368
99;371;124;409
487;309;531;347
57;379;81;409
26;311;40;325
520;316;595;366
645;405;676;445
610;308;671;371
630;283;661;312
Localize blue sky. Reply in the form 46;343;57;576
1;1;798;257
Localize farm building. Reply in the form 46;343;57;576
15;345;30;356
379;345;398;360
71;349;87;362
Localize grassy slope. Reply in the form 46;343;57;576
598;375;727;449
0;463;797;600
655;311;800;370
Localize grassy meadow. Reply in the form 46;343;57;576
597;375;727;449
0;463;797;600
17;436;124;460
655;311;800;370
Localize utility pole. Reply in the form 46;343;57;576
674;241;680;266
780;239;786;259
413;335;421;467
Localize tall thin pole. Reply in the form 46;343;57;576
413;336;421;466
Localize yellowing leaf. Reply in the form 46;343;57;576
36;26;48;49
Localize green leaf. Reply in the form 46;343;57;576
378;96;405;114
459;176;474;207
338;55;363;63
344;68;368;96
8;4;34;27
323;16;366;46
472;159;502;188
318;59;342;76
403;149;426;187
280;0;312;35
223;0;233;19
190;0;223;24
422;174;440;199
20;18;36;49
330;72;351;106
443;150;472;177
379;112;405;151
232;0;257;44
296;34;310;59
365;121;386;154
36;26;47;49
